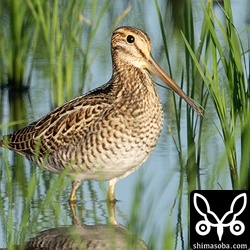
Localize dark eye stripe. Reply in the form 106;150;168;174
112;31;147;60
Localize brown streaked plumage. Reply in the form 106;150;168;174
0;26;202;202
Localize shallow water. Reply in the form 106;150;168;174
0;1;249;249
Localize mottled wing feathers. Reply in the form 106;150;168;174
1;83;114;158
2;122;37;156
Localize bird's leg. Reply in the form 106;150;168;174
69;180;81;203
107;200;118;225
107;178;117;202
69;202;81;226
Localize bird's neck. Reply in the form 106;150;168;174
111;63;156;95
108;63;162;115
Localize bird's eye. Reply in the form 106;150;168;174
126;35;135;43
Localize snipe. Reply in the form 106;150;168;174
0;26;202;202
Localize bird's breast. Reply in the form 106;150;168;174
45;75;164;180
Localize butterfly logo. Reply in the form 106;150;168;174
193;193;247;241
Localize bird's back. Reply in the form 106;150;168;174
0;82;115;165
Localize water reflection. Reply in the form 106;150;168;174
25;202;147;250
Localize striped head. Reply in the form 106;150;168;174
110;26;202;115
111;26;152;69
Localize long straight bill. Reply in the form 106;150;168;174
147;55;203;116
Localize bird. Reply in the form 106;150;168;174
0;26;202;203
25;202;148;250
25;224;148;250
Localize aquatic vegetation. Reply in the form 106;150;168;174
0;0;39;90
